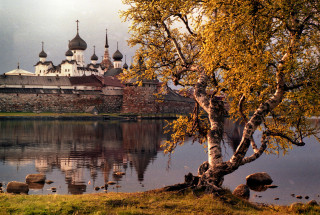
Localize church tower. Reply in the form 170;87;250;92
39;42;47;63
101;29;113;70
112;42;123;68
68;20;87;67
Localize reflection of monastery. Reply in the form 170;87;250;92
0;120;166;194
0;21;194;114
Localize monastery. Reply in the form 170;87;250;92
0;21;194;114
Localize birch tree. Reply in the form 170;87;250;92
121;0;320;191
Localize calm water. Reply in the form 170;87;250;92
0;119;319;205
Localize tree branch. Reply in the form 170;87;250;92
284;83;304;91
175;14;197;36
241;133;268;165
238;94;248;123
162;20;188;65
266;130;305;146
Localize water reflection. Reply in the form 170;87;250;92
224;119;244;152
0;119;319;206
0;120;165;194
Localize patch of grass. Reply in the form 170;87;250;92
0;189;319;214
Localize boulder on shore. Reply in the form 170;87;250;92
246;172;273;191
26;174;46;183
6;181;29;194
233;184;250;200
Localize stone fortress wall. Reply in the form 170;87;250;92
122;85;194;114
0;90;122;113
0;75;194;114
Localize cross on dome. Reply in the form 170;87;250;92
76;20;79;34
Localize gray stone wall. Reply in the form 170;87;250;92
122;86;194;114
0;92;122;113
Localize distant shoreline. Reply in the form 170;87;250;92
0;113;318;121
0;112;182;121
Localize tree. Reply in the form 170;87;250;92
121;0;320;191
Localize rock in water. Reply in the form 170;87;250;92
233;184;250;200
6;181;29;194
45;180;54;184
246;172;273;191
26;174;46;183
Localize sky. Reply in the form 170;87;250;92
0;0;134;74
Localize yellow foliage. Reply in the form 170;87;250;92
122;0;320;154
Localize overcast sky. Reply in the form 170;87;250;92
0;0;134;74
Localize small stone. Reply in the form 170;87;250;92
50;187;57;191
107;181;116;185
94;186;100;191
305;196;309;199
265;184;278;189
100;186;105;189
296;195;303;199
291;194;295;197
232;184;250;200
114;172;125;176
274;198;279;200
45;180;54;184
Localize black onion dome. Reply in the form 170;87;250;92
91;53;98;61
65;49;73;57
39;50;47;58
123;62;128;69
69;33;87;50
113;49;123;61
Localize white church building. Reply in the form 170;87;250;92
7;20;128;77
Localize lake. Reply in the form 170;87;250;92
0;119;319;205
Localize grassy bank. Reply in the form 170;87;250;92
1;189;319;215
